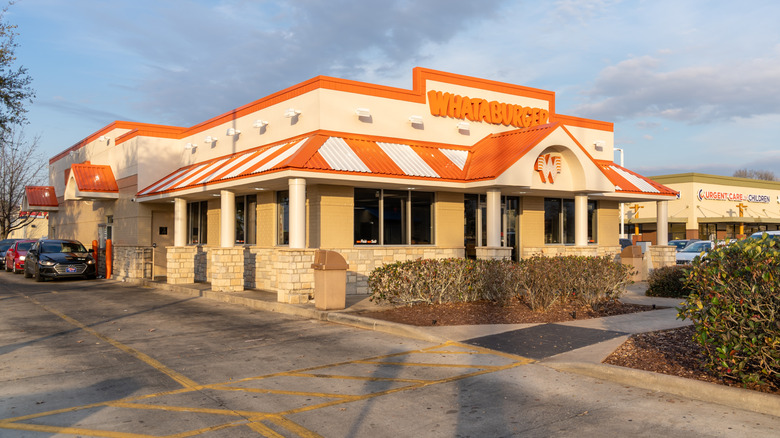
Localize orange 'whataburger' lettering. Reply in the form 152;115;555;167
427;90;549;128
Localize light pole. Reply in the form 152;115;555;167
615;148;626;238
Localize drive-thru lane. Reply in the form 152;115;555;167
1;275;778;437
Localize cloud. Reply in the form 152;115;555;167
573;54;780;124
81;0;507;127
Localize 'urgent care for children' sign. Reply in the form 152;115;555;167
427;90;549;128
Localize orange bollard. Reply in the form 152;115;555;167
106;239;112;280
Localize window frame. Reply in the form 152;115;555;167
354;188;434;246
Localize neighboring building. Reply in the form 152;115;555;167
625;173;780;243
5;211;48;240
27;68;676;303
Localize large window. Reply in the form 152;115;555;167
354;189;433;245
187;201;208;244
544;198;597;244
236;195;257;244
464;194;520;260
277;191;289;245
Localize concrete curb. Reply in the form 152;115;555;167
545;362;780;418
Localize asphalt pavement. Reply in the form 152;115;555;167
127;277;780;419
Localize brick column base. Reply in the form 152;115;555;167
476;246;513;261
167;246;196;284
211;247;245;292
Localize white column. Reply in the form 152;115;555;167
575;194;588;246
289;178;306;249
486;190;501;247
657;200;669;246
174;198;187;246
220;190;235;248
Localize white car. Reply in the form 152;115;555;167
676;240;715;265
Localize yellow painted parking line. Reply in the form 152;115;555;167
1;301;535;438
211;385;361;401
163;420;248;438
356;360;502;369
19;293;200;389
0;421;155;437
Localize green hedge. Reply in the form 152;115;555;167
368;255;633;311
647;265;693;298
678;234;780;389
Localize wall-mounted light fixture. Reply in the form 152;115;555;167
253;120;268;128
355;108;371;118
457;121;470;132
204;136;217;144
225;128;241;137
185;142;197;150
284;108;301;118
409;115;423;125
98;136;111;145
594;140;606;151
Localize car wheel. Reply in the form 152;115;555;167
34;266;45;282
23;264;32;278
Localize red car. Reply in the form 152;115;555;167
5;239;36;274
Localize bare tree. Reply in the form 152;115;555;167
0;127;46;238
0;3;35;132
733;169;777;181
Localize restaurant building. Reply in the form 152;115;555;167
26;68;677;303
624;173;780;243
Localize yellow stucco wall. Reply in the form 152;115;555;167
435;192;464;247
256;191;275;246
308;185;354;248
597;200;619;246
520;196;545;248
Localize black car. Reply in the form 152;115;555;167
24;239;96;281
0;238;20;270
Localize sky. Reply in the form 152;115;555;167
7;0;780;177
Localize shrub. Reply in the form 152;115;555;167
647;265;693;298
368;255;631;312
677;234;780;389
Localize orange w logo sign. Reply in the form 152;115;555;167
535;154;561;183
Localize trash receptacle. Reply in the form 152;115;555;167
620;245;646;281
311;250;349;310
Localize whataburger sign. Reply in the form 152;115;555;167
427;90;550;128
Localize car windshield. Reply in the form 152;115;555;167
669;241;688;250
0;244;11;252
681;241;710;252
17;242;33;251
41;242;88;253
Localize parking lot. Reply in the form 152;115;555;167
1;273;779;437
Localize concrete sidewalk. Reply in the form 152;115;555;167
118;277;780;418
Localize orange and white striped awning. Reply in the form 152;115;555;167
137;127;677;199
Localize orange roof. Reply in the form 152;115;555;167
466;123;559;180
24;186;59;208
137;127;676;199
70;164;119;193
